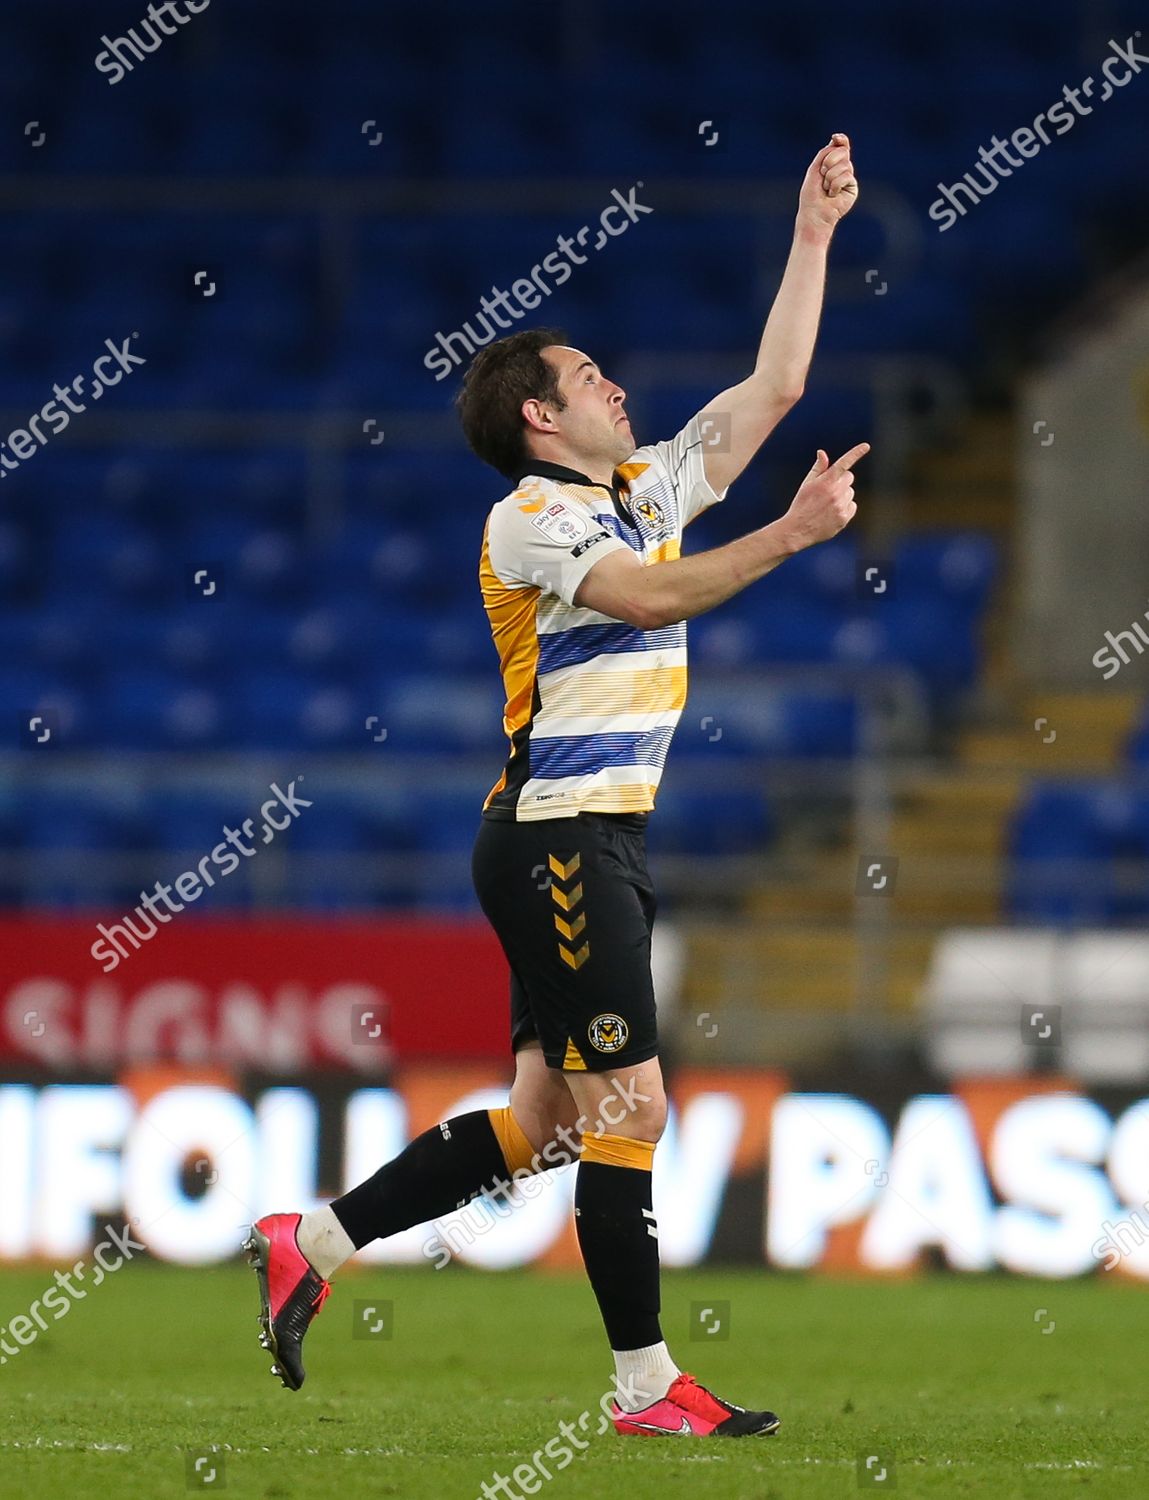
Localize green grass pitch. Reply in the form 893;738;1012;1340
1;1262;1145;1498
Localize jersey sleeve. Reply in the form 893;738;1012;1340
633;412;730;530
485;495;631;605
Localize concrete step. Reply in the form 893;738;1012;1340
887;820;1004;854
902;775;1022;809
904;411;1015;529
683;924;936;1016
1023;691;1140;737
961;728;1122;771
903;493;1013;531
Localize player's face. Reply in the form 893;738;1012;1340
543;346;633;465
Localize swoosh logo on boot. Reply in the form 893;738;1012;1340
620;1415;694;1435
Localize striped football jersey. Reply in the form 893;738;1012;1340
479;413;726;820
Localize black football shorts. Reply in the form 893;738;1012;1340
471;810;659;1073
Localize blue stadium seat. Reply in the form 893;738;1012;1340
0;520;38;598
744;536;859;603
22;789;141;909
1127;702;1149;766
375;674;506;755
740;600;844;665
408;788;486;911
677;680;859;759
321;520;432;605
104;668;224;751
230;669;318;749
0;668;92;748
51;517;168;604
647;784;775;858
285;795;382;909
831;600;982;693
1007;781;1149;924
894;533;999;611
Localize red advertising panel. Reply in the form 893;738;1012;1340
0;917;510;1073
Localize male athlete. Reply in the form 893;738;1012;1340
245;134;863;1438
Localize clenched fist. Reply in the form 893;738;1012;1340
781;442;870;551
798;133;859;230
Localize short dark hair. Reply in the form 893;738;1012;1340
455;327;569;480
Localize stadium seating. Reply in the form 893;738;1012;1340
1127;701;1149;766
4;0;1145;909
1006;780;1149;925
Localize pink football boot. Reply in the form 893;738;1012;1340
610;1372;780;1437
242;1213;332;1390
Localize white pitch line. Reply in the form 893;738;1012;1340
0;1440;1129;1473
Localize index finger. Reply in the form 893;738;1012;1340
810;139;838;172
829;441;871;475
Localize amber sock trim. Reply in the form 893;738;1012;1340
488;1105;538;1175
580;1132;656;1171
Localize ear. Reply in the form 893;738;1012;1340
522;397;559;435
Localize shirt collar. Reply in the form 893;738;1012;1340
515;459;630;508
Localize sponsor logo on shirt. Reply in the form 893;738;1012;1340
531;501;589;545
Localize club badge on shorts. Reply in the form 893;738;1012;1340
588;1013;629;1054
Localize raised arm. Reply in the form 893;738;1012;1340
574;443;869;630
697;133;859;494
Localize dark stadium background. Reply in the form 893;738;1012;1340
2;0;1149;1285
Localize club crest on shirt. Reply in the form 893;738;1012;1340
632;497;664;527
531;501;589;545
627;492;675;547
588;1012;629;1053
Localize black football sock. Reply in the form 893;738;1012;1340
330;1107;534;1249
574;1133;663;1352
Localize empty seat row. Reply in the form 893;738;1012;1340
1008;781;1149;923
0;778;777;912
2;668;887;756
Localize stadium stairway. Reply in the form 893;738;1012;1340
963;693;1142;772
903;409;1016;534
681;694;1141;1065
678;403;1144;1061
